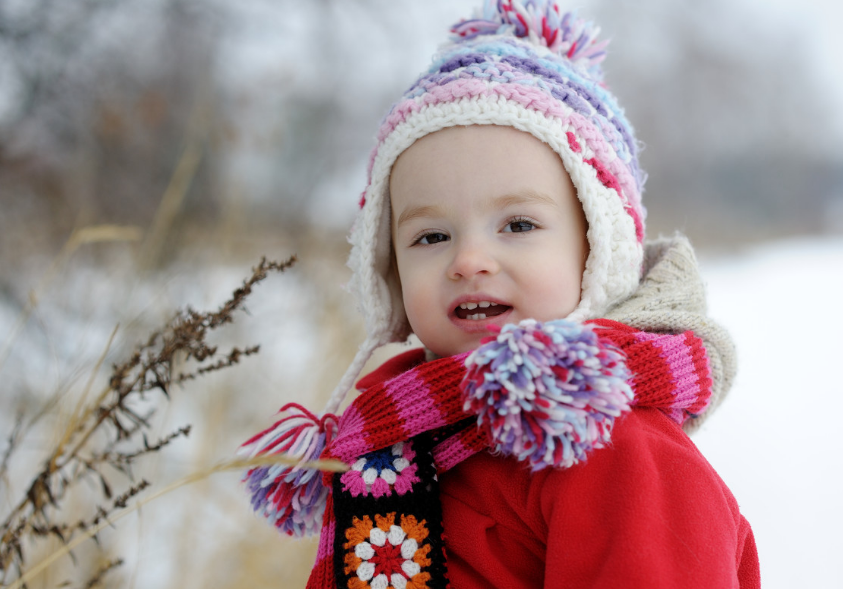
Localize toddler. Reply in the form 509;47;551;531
242;1;760;587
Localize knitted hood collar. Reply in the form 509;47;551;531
605;233;736;431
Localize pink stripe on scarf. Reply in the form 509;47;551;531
330;403;372;464
315;518;335;561
389;369;449;433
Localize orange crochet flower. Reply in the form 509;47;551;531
343;512;433;589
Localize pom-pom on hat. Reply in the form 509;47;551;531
325;0;646;414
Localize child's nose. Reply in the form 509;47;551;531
447;239;501;280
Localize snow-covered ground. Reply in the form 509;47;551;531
695;237;843;589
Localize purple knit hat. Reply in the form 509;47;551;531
328;0;646;414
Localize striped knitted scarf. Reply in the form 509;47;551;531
242;319;713;589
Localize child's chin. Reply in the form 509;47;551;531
428;335;488;359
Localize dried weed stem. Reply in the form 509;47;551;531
0;256;297;585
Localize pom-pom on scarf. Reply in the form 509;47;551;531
240;318;713;589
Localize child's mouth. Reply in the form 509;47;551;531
454;301;511;320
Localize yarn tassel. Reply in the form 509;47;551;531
240;403;338;537
450;0;609;78
461;319;633;470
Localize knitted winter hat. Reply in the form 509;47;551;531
326;0;646;414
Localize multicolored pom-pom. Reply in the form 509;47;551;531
461;319;633;470
240;404;337;537
451;0;609;78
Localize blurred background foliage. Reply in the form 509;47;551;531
0;0;841;587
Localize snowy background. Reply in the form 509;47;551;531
1;0;842;587
696;238;843;589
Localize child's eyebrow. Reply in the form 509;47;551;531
492;190;558;209
395;204;443;229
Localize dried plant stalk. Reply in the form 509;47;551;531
0;256;297;585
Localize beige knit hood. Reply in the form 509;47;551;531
606;233;736;432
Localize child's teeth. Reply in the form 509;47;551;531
460;301;497;310
468;313;487;320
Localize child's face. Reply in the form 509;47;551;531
390;125;588;358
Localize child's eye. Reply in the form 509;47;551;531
414;232;449;245
503;218;537;233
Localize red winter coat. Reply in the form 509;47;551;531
361;351;761;589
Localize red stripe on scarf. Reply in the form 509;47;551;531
629;337;676;408
359;385;406;454
415;354;470;427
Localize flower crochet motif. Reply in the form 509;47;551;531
344;513;433;589
341;442;421;498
